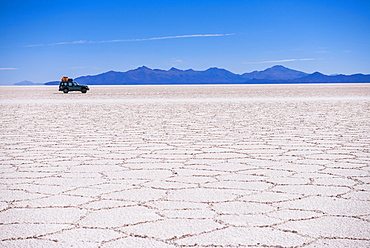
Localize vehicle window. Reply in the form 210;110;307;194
69;83;73;86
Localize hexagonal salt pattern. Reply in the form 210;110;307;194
1;85;369;247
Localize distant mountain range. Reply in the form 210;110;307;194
43;65;370;85
14;80;43;85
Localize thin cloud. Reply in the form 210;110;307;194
245;58;316;64
25;33;235;47
172;59;183;63
0;68;18;70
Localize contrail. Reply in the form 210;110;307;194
246;58;316;64
25;33;235;47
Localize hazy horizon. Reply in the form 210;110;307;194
4;64;370;85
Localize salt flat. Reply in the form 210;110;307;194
0;84;369;247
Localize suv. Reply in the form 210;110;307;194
59;77;89;93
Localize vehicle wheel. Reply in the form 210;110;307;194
63;88;69;93
81;88;87;93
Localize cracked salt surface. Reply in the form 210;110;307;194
1;84;369;247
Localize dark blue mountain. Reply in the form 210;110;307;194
288;72;370;83
242;65;308;80
73;66;247;85
44;66;370;85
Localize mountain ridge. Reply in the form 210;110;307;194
43;65;370;85
14;80;43;85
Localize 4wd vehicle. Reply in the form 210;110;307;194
59;77;89;93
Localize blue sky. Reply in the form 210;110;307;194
1;0;369;84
